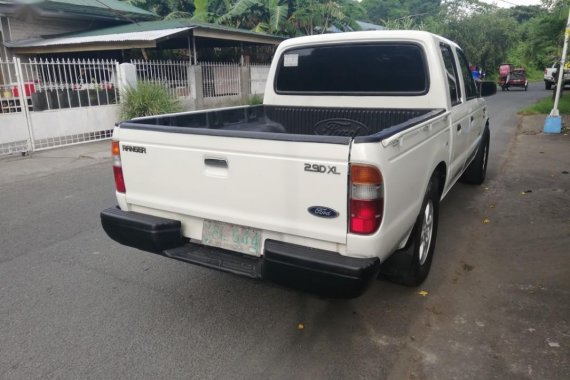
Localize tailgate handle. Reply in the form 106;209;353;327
205;158;228;169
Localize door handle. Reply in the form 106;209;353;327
457;124;462;132
204;158;228;168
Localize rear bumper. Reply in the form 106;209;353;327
101;207;380;298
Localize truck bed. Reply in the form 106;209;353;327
120;105;443;144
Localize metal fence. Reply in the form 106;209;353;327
131;59;192;98
130;60;268;100
201;62;241;98
21;58;120;111
0;59;22;114
1;58;120;114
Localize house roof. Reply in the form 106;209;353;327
54;19;285;41
6;19;286;54
0;0;158;21
5;27;192;50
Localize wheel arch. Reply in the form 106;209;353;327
433;161;447;200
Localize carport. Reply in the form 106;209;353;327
4;19;285;63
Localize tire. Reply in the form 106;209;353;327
379;175;440;287
461;127;490;185
545;81;552;90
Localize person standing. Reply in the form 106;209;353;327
471;66;481;81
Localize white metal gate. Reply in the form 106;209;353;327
0;58;34;155
1;58;120;156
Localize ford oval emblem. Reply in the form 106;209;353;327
314;118;370;137
308;206;339;219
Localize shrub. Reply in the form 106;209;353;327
247;94;263;105
120;83;182;120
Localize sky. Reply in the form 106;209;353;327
480;0;542;7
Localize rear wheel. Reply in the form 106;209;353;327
460;127;490;185
379;175;440;287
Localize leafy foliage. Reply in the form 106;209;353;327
439;11;519;74
380;16;425;31
217;0;288;33
289;0;362;35
121;83;182;119
126;0;195;18
246;93;264;104
362;0;441;25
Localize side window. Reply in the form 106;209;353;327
440;44;461;106
456;50;478;100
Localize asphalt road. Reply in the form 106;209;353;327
1;82;568;379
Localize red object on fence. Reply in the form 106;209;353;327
12;82;36;97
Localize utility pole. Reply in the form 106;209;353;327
544;7;570;133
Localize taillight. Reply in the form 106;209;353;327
112;140;126;193
349;164;383;234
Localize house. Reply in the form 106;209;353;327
1;1;284;64
0;0;158;61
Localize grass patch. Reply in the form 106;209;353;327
519;92;570;115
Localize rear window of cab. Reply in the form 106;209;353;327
275;43;429;95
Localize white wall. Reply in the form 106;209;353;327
30;104;120;141
0;112;30;143
250;66;270;95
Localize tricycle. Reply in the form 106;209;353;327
499;64;528;91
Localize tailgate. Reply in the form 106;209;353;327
116;128;351;245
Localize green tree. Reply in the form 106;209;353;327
126;0;195;18
217;0;361;36
381;16;425;30
218;0;289;33
438;11;519;74
191;0;209;21
361;0;441;25
289;0;361;35
515;6;568;68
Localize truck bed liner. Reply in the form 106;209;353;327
120;105;443;143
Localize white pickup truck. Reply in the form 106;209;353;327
101;31;496;298
544;62;570;90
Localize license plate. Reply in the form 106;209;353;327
202;220;261;256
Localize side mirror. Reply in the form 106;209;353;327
478;81;497;97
